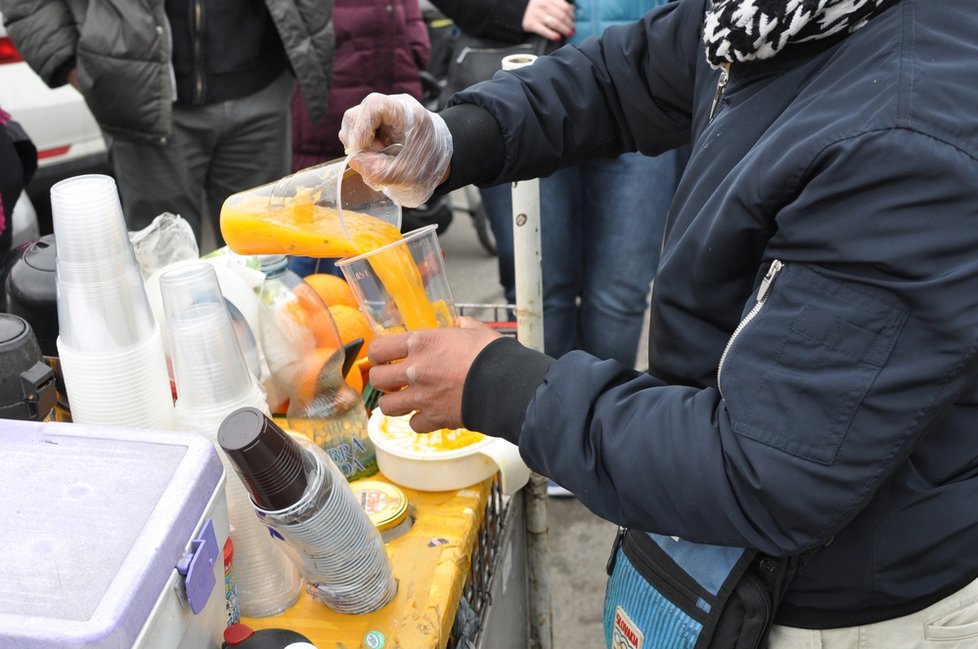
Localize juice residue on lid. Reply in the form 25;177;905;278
377;414;485;454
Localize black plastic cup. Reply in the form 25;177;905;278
218;407;308;511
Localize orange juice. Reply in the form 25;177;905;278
221;191;446;331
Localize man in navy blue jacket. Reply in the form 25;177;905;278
341;0;978;645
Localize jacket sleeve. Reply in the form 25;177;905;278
3;0;78;87
442;0;699;188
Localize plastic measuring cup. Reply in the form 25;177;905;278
219;153;402;258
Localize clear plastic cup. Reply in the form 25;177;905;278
220;156;402;259
160;263;258;418
56;260;157;352
336;224;457;334
161;265;303;617
50;175;132;264
56;325;175;429
50;175;160;352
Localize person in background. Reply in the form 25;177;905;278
1;0;334;251
430;0;575;305
438;0;682;372
0;108;36;259
431;0;575;44
287;0;431;278
540;0;688;369
341;0;978;645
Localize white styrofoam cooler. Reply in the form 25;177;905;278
0;419;229;649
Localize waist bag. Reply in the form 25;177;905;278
603;528;807;649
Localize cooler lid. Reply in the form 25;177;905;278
0;420;224;648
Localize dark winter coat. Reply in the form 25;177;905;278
290;0;429;170
444;0;978;628
2;0;333;144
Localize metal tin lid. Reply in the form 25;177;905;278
350;480;408;531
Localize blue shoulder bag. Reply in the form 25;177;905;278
603;528;808;649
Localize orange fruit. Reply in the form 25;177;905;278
292;348;333;404
291;347;363;398
305;273;359;309
345;362;365;393
328;304;374;361
355;356;373;391
289;283;342;350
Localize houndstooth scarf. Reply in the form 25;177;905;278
703;0;894;68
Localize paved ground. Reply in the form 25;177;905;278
439;191;622;648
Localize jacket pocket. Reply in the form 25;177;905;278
720;263;907;465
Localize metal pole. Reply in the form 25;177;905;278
502;52;552;649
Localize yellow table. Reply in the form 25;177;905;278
242;475;495;649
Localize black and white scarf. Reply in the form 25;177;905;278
703;0;894;68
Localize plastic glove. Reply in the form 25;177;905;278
339;93;453;208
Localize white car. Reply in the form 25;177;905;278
0;12;110;241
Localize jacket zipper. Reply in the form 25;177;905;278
708;63;730;122
193;0;204;103
717;259;783;399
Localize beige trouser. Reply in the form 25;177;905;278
768;575;978;649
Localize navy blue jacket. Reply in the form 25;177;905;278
441;0;978;628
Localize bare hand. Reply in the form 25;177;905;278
67;67;81;91
368;317;503;433
523;0;575;41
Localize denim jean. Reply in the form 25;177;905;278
480;182;518;305
482;148;686;365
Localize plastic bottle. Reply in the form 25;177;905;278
256;256;377;480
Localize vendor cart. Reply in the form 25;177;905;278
243;303;544;649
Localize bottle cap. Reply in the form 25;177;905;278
218;407;308;511
257;255;288;274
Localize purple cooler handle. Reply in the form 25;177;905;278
176;518;218;614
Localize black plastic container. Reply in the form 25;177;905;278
0;314;57;421
3;234;57;356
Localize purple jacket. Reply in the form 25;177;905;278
291;0;430;170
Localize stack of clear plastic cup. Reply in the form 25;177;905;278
51;174;174;428
160;262;302;616
262;437;397;614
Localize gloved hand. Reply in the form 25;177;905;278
339;93;453;208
